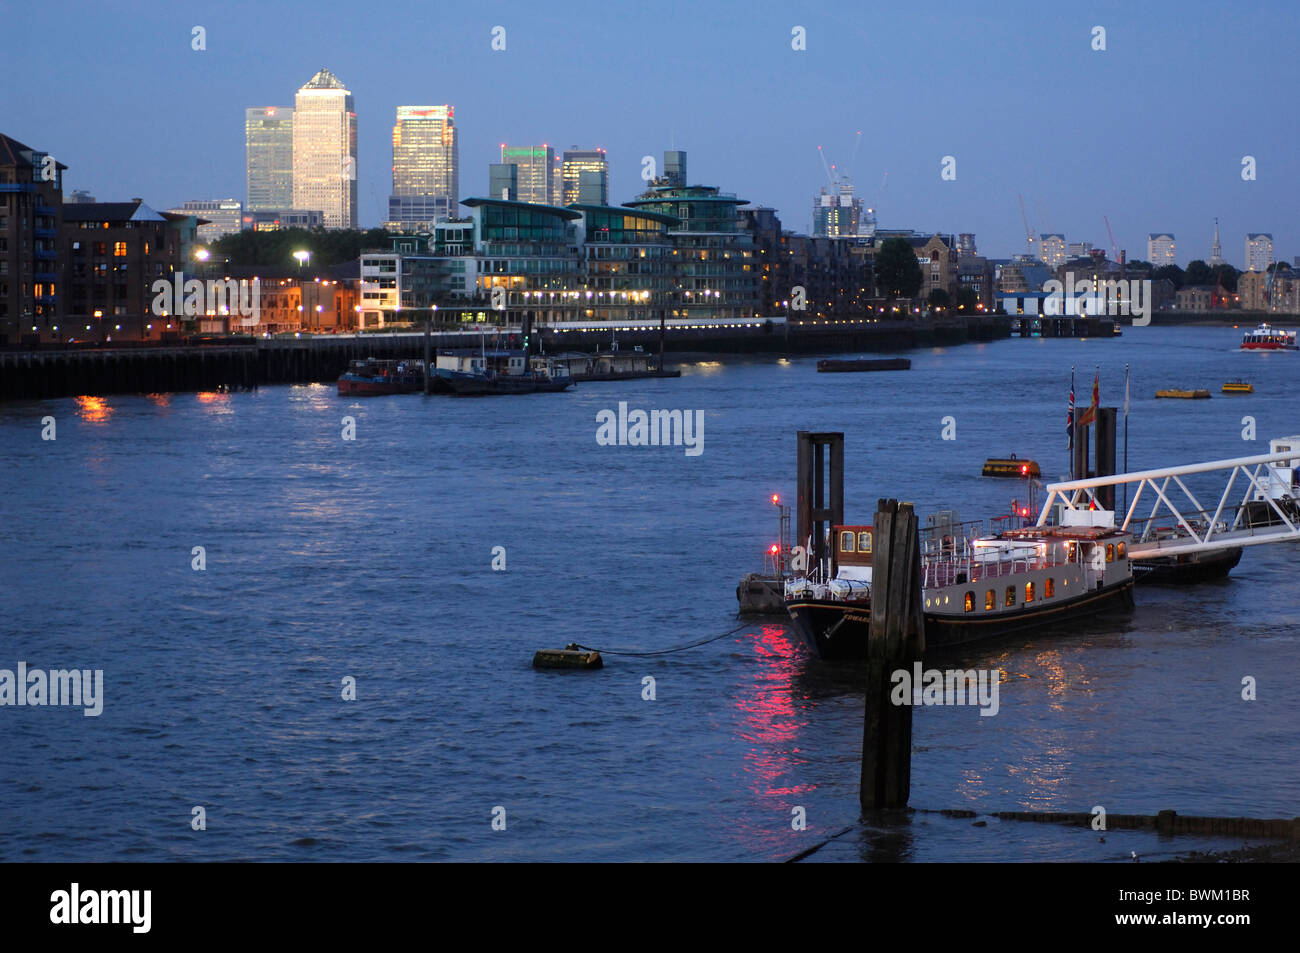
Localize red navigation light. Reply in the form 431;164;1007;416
771;494;780;505
1020;464;1028;475
769;544;779;554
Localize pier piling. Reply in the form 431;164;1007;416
860;498;926;810
795;431;844;567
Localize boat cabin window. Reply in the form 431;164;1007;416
1106;544;1115;563
857;531;872;553
964;592;974;613
1116;542;1126;559
1005;586;1016;608
985;589;995;611
1067;541;1077;561
1045;577;1055;598
1025;581;1035;603
839;531;854;553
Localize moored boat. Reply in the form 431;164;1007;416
1155;388;1211;399
1222;379;1254;394
444;352;573;395
337;358;425;396
982;455;1040;478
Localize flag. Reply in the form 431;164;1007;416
1067;367;1075;450
1077;368;1099;427
1124;364;1130;419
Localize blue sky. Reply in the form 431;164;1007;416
4;0;1295;265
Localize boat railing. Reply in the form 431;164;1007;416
921;551;1069;589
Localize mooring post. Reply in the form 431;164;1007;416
424;314;432;395
861;498;926;810
795;431;844;569
1094;407;1117;510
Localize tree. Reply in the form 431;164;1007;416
1212;263;1241;293
874;238;923;300
1184;259;1213;287
927;288;951;309
954;286;979;311
1152;264;1185;288
210;227;393;268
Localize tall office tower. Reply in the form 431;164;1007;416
561;147;608;206
500;145;555;205
388;105;458;230
1209;219;1223;266
1245;233;1274;271
663;151;687;187
488;163;517;201
1147;233;1176;267
245;106;294;210
812;185;860;237
168;199;243;242
292;68;357;228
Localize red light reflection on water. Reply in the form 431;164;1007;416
723;622;821;856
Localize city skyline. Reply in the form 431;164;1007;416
5;0;1296;266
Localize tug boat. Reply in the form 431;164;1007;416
784;509;1135;660
1241;323;1298;350
337;358;425;396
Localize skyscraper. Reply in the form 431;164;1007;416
292;68;357;229
500;145;555;205
245;107;294;210
561;148;608;206
388;105;458;231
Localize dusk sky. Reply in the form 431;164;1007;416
5;0;1296;265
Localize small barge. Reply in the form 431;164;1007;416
816;358;911;373
982;455;1040;478
1155;388;1211;399
337;358;425;396
1222;380;1254;394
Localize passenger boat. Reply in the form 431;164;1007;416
1155;388;1211;399
1222;379;1254;394
1241;323;1298;350
784;509;1135;660
337;358;425;396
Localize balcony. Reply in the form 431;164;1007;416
35;228;57;239
35;204;57;216
35;271;57;282
0;183;35;192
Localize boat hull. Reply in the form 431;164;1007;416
338;376;401;396
786;581;1135;660
446;374;572;395
1132;547;1242;585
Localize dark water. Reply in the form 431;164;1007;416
1;325;1296;861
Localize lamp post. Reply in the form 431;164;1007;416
293;250;310;270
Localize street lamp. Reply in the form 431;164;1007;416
293;250;310;269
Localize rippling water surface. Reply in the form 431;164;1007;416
1;326;1296;861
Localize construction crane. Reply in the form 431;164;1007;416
1103;215;1123;275
1017;194;1036;257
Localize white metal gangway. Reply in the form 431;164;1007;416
1035;436;1300;559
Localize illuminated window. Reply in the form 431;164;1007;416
1067;541;1077;561
1045;577;1055;598
839;531;854;553
1117;542;1126;559
1025;581;1035;603
113;242;127;257
985;589;995;610
1106;544;1115;563
857;531;872;553
1005;586;1016;607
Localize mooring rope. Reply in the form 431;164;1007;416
571;621;754;657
